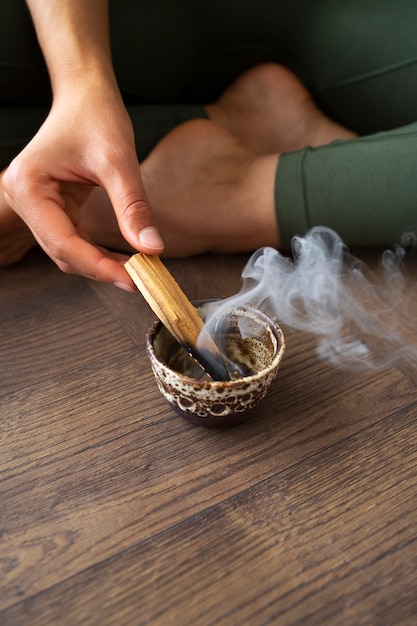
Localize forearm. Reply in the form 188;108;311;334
2;1;162;288
25;0;117;96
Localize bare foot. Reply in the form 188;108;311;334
141;118;280;257
0;170;36;266
78;118;279;258
78;189;135;255
0;64;355;267
207;63;356;155
71;118;279;259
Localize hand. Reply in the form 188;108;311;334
2;84;164;288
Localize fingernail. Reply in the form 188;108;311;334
139;226;164;251
114;281;136;293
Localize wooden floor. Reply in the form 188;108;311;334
1;247;417;626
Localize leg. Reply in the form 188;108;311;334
5;112;416;262
276;122;417;249
3;2;417;263
75;80;357;258
294;1;417;134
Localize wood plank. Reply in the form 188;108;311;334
2;247;417;625
0;250;135;397
1;340;416;611
2;396;416;625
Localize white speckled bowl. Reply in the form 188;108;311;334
146;303;285;428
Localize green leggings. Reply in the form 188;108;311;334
2;0;417;248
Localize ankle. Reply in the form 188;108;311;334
210;153;281;253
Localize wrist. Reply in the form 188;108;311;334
51;61;120;102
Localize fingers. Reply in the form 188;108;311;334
3;183;135;289
3;151;164;286
41;222;137;290
2;108;164;284
104;163;164;256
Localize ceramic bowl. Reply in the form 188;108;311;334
145;302;285;428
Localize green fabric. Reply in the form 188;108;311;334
276;124;417;248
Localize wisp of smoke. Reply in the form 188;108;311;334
198;226;417;372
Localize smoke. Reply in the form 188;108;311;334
199;226;417;372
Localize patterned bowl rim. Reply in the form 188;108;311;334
146;304;285;389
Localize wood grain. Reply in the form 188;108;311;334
1;247;417;625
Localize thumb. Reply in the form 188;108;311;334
107;166;164;255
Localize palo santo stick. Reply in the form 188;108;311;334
125;253;231;381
